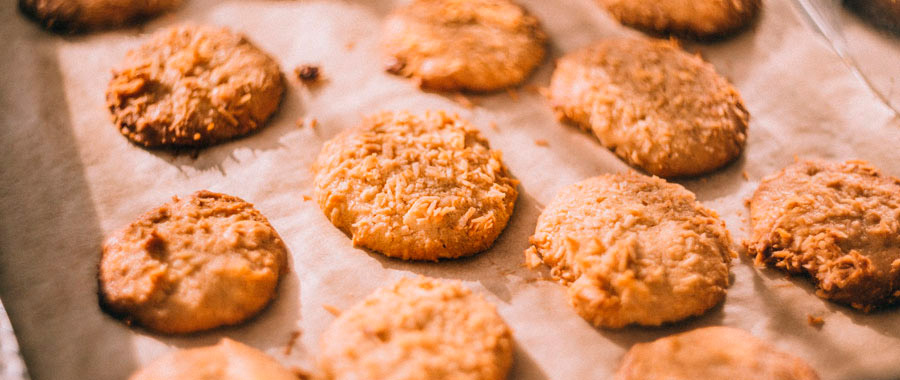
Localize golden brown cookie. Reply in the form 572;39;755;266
313;111;518;261
845;0;900;34
98;190;288;334
106;25;285;148
616;326;821;380
319;277;513;380
382;0;547;92
19;0;181;33
746;159;900;312
129;338;296;380
525;173;735;328
597;0;761;39
548;38;748;178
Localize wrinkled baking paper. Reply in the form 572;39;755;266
1;0;899;379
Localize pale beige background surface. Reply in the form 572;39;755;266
1;1;899;379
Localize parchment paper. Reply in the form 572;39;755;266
2;1;900;379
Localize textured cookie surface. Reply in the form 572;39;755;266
747;159;900;311
549;38;748;178
106;25;284;148
525;173;734;328
99;190;287;334
597;0;761;38
382;0;546;91
313;111;518;260
616;326;821;380
319;277;513;380
19;0;181;33
130;338;296;380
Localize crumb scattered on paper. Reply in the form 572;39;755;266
742;170;750;180
345;41;356;50
283;330;302;355
302;194;312;201
489;121;499;131
323;304;342;316
295;118;305;128
295;64;321;82
534;139;549;147
807;315;825;328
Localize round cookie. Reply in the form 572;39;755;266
130;338;296;380
746;159;900;312
548;38;749;178
382;0;547;92
106;25;285;148
845;0;900;34
597;0;761;39
19;0;181;33
313;111;518;261
525;172;735;328
319;277;513;380
615;326;821;380
98;190;288;334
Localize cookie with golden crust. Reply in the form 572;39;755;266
548;38;748;178
19;0;181;33
98;190;287;334
597;0;761;39
130;338;296;380
525;173;735;328
313;111;518;261
382;0;546;92
746;159;900;312
319;277;514;380
616;326;821;380
106;25;284;148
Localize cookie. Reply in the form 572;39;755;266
106;25;285;148
616;326;821;380
382;0;547;92
845;0;900;34
746;159;900;312
129;338;296;380
597;0;761;39
19;0;181;33
319;277;513;380
525;173;735;328
548;38;748;177
313;111;518;261
98;190;288;334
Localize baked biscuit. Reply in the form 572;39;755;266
382;0;546;92
746;159;900;312
319;277;513;380
597;0;761;39
129;338;296;380
616;326;821;380
845;0;900;33
99;190;287;334
548;38;748;177
525;173;735;328
19;0;181;33
106;25;284;148
313;111;518;261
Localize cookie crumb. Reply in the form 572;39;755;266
534;139;549;147
295;64;321;82
807;314;824;328
452;93;476;109
295;118;305;128
323;304;342;316
302;195;312;201
291;367;313;380
345;41;356;50
385;57;406;74
283;330;303;355
506;87;520;101
310;118;319;130
489;121;499;131
742;170;749;180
